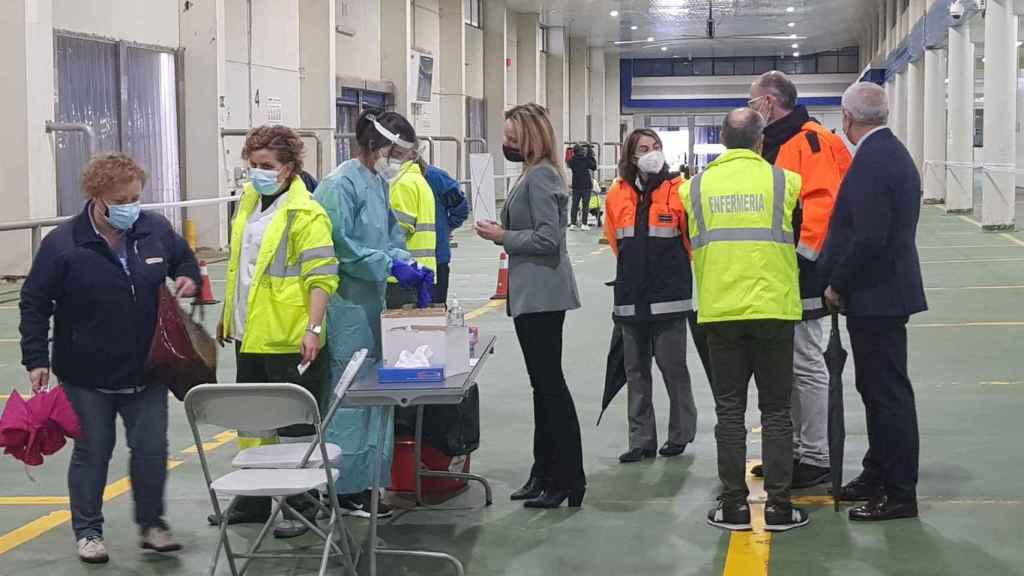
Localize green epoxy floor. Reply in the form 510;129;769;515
1;199;1023;576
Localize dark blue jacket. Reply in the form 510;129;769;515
424;165;469;264
819;128;927;318
20;204;201;390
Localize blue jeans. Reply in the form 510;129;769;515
64;383;169;539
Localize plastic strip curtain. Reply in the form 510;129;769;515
54;35;120;216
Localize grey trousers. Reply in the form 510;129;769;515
792;317;830;468
706;320;794;508
622;318;698;451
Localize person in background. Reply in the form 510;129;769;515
748;71;852;488
821;82;926;522
315;111;422;518
382;116;437;309
588;182;604;228
422;163;469;304
567;143;597;231
20;153;200;563
604;128;697;464
681;109;809;532
475;103;586;509
213;125;339;539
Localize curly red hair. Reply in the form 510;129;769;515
81;153;148;199
242;125;305;174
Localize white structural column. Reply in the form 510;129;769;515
603;49;622;179
922;47;947;204
980;0;1018;229
515;12;541;104
892;72;905;142
589;47;606;152
439;0;467;178
299;0;336;172
946;22;974;213
569;36;589;142
905;0;925;171
381;0;413;118
885;0;895;54
0;0;55;274
483;0;508;172
545;27;569;152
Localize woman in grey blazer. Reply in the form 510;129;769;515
475;103;586;509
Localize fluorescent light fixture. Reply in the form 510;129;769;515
789;34;797;39
788;22;796;28
631;25;638;30
786;6;795;12
609;10;619;17
647;36;655;42
792;43;799;48
661;46;668;51
793;51;800;57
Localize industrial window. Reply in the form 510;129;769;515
794;56;817;74
672;60;693;76
713;59;735;75
53;33;181;221
629;48;858;78
692;59;714;76
817;54;839;74
464;0;481;28
733;58;754;75
754;57;776;74
335;90;389;164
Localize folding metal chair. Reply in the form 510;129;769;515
185;383;357;576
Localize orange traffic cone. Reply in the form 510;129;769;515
193;260;220;305
490;252;509;300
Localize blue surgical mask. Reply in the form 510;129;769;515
105;201;141;231
249;168;281;195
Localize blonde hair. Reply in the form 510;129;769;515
504;103;567;182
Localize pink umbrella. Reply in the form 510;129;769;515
0;387;81;466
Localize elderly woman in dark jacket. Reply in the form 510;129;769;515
19;153;200;564
475;103;585;509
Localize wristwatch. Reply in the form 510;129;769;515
306;324;323;336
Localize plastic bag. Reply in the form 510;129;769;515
145;285;218;401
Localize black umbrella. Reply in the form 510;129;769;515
825;311;848;512
597;322;626;426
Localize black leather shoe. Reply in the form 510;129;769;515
831;475;883;502
658;442;688;458
751;460;798;478
510;477;545;501
523;488;585;509
206;507;271;527
849;498;918;522
791;462;831;489
619;448;656;463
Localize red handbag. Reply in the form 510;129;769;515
145;285;218;401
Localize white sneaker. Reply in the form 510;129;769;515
140;526;183;553
580;224;591;231
77;536;109;564
568;224;578;231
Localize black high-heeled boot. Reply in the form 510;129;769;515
510;477;546;501
523;487;586;509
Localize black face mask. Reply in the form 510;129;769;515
503;145;524;163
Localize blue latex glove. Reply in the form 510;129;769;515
390;259;421;288
416;267;435;308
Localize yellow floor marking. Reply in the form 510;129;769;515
722;459;771;576
465;298;504;320
911;321;1024;329
0;435;227;556
0;497;70;506
181;430;238;454
920;257;1024;265
999;233;1024;248
979;381;1024;387
0;339;18;344
0;305;18;310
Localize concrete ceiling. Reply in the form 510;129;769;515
502;0;865;58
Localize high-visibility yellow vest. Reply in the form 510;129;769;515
388;161;437;283
222;177;339;353
679;149;802;324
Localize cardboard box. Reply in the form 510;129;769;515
381;309;470;376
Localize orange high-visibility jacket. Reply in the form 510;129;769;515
604;173;693;323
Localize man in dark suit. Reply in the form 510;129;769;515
819;81;928;522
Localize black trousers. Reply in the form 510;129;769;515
513;311;586;490
687;312;712;384
570;189;593;226
705;320;795;507
431;262;451;304
846;316;919;502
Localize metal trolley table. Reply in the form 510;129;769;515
342;336;496;576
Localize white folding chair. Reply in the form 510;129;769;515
185;383;357;576
231;349;368;471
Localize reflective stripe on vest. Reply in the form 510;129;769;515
648;227;680;239
802;297;823;311
689;166;791;249
616;226;635;239
267;213;301;278
797;243;820;261
614;299;693;317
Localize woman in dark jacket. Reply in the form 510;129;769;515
19;153;200;564
475;103;585;508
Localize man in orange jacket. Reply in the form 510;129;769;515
748;71;852;488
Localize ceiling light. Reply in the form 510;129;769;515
793;51;800;57
631;25;638;30
609;10;619;17
788;22;796;28
661;46;668;51
1018;41;1023;47
647;36;655;42
786;6;795;12
792;43;799;48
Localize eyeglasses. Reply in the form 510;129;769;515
747;95;769;108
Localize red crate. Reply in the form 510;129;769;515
391;435;471;496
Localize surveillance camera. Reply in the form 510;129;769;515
950;0;965;21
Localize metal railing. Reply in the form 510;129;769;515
46;121;96;157
0;196;241;260
220;128;326;180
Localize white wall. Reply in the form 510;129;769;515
53;0;179;47
337;0;381;81
466;25;484;99
411;0;441;138
629;73;859;102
